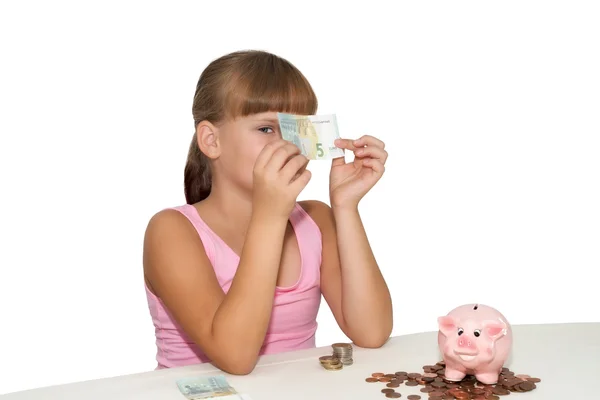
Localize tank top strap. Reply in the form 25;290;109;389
287;203;323;289
168;204;218;264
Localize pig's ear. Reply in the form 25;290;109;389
483;319;508;340
438;316;457;336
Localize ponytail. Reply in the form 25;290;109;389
184;132;211;204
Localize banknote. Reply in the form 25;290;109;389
176;375;243;399
277;113;345;160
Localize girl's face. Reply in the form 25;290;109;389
215;111;293;193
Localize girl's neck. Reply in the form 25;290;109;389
199;182;253;231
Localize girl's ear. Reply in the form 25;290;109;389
196;121;221;159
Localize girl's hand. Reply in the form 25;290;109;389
329;135;388;209
252;140;311;219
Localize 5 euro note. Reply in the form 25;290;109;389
277;113;345;160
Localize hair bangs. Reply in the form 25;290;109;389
223;56;318;120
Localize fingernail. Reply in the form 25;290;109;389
356;149;363;155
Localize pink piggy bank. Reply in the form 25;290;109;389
437;303;512;385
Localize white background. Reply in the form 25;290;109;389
1;0;599;395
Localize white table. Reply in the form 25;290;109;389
2;323;599;399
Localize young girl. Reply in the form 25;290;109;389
143;50;393;375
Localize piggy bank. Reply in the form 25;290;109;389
437;303;512;385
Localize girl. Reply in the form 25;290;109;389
143;50;393;375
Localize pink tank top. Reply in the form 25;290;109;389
144;202;322;369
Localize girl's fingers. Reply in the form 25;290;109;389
362;158;386;175
354;146;388;164
334;138;358;151
353;135;385;149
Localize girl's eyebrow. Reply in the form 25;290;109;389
253;118;279;124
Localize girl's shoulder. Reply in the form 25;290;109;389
297;200;334;233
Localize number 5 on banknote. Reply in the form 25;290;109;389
277;113;345;160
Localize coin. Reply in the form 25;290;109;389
407;396;421;400
365;362;541;398
322;362;342;371
366;378;378;383
332;342;352;348
332;342;353;366
385;393;401;399
318;356;340;366
381;388;395;394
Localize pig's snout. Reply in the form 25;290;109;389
453;334;479;359
457;336;476;350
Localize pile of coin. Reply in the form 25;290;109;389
332;342;353;366
365;360;541;399
318;342;354;371
319;355;342;371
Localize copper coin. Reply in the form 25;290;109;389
382;388;395;394
386;393;401;399
407;396;421;400
527;377;541;383
396;371;408;376
520;381;536;391
365;377;378;383
405;381;418;386
408;373;422;379
379;377;392;383
387;382;400;388
385;374;397;378
372;372;385;377
492;387;510;395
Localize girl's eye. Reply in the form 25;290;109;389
258;127;274;133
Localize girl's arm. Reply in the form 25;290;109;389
301;200;393;347
144;208;288;375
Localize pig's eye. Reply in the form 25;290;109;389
457;328;464;335
474;329;481;337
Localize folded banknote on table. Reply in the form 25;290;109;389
277;112;345;160
176;375;252;399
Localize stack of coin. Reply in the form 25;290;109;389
332;342;353;366
319;355;342;371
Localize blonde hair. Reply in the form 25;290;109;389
184;50;318;204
